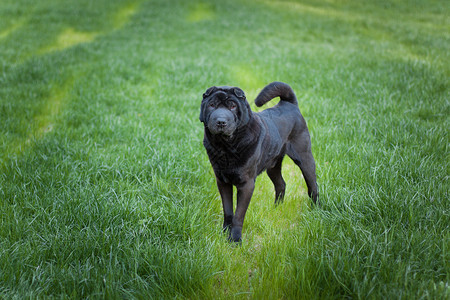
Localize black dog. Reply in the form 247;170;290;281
200;82;318;242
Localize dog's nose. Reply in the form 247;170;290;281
216;119;227;128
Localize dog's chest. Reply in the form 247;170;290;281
206;145;252;184
216;168;244;185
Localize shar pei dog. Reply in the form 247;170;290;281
200;81;318;242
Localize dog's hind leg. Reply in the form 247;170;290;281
286;135;319;205
267;157;286;205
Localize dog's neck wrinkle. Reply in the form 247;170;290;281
204;114;263;184
207;115;260;150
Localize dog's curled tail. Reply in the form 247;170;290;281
255;81;298;107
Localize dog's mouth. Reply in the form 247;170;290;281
208;125;235;137
207;114;237;137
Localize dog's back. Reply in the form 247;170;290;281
254;82;318;203
255;82;307;143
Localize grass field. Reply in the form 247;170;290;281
0;0;448;298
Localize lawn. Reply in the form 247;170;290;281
0;0;448;298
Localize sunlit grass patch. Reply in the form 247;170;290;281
33;79;72;136
0;19;26;39
39;28;98;54
229;64;267;106
203;158;312;298
187;2;216;23
2;77;74;161
266;1;360;21
114;1;140;29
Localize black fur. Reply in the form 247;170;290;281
200;82;318;242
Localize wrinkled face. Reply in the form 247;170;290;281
200;86;251;137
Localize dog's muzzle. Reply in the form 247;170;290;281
207;108;237;136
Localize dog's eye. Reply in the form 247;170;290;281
209;102;215;108
229;102;237;110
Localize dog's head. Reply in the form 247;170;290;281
200;86;252;136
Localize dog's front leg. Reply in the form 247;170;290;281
217;179;233;233
231;180;255;243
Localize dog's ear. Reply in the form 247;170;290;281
233;88;246;100
234;89;252;126
240;100;252;126
232;87;251;125
200;87;217;122
199;100;206;122
199;99;206;122
203;86;217;99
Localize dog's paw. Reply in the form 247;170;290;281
227;235;242;245
228;227;242;244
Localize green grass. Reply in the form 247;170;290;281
0;0;448;298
